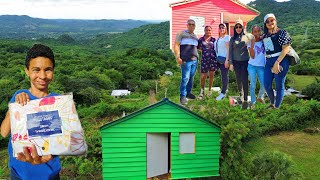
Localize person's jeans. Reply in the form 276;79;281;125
180;60;198;97
218;63;229;94
233;61;249;101
264;56;290;108
248;64;265;105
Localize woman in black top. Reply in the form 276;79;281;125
263;14;292;109
228;19;251;110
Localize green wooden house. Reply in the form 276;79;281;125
100;98;221;180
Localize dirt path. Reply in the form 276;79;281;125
149;90;157;104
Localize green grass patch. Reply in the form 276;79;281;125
245;131;320;179
0;147;9;178
288;74;319;91
304;49;320;53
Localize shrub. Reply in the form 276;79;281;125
187;98;320;179
78;87;102;106
250;151;303;180
57;34;75;44
6;44;29;53
302;78;320;100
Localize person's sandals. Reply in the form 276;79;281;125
266;104;276;109
198;93;204;100
250;104;256;110
257;98;265;104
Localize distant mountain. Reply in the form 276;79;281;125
92;21;170;50
247;0;320;32
0;15;151;39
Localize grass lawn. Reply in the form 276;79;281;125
0;147;9;178
244;131;320;180
288;74;319;91
304;49;320;53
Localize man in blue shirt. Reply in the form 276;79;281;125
174;19;199;105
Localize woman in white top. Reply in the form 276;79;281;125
215;23;231;100
247;25;266;108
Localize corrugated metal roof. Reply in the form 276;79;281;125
111;90;131;96
100;98;221;130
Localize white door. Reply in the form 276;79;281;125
147;133;169;178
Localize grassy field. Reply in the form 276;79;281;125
304;49;320;53
244;131;320;180
288;74;319;91
0;146;9;178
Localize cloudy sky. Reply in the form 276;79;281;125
0;0;287;20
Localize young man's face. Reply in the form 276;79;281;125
25;57;54;92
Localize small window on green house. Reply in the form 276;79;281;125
179;133;195;154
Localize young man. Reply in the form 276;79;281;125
174;19;199;105
1;44;61;179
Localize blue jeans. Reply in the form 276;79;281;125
248;64;265;105
264;56;290;108
180;60;198;97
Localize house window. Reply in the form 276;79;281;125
190;16;205;35
179;133;195;154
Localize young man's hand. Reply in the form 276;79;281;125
16;144;54;165
15;92;30;106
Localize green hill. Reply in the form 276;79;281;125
0;15;151;39
248;0;320;37
92;21;170;51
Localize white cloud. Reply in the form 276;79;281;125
0;0;172;20
0;0;289;20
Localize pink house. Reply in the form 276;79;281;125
169;0;259;49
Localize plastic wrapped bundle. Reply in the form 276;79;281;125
9;94;87;157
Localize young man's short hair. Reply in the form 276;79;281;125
25;44;55;69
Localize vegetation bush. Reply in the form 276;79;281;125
188;98;320;179
291;62;320;76
250;151;302;180
5;44;29;53
57;34;75;44
302;78;320;100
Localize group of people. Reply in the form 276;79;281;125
174;13;292;110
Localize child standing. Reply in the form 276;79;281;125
247;26;266;109
1;44;61;179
